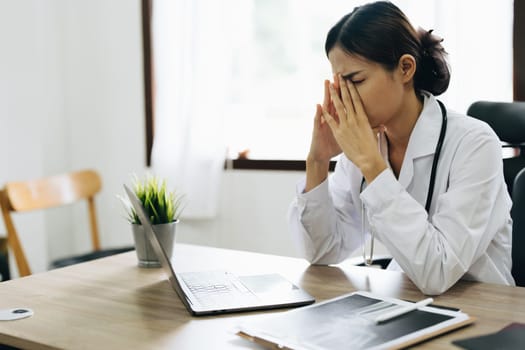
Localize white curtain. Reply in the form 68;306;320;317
150;0;513;210
395;0;513;112
151;0;229;219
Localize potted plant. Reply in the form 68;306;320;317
119;174;184;267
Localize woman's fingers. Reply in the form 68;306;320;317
314;103;323;126
324;80;339;121
320;75;363;131
321;105;338;131
328;83;347;126
333;74;340;90
346;79;367;125
338;74;356;119
328;102;335;118
322;80;331;111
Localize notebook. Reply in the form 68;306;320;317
452;322;525;350
124;184;315;316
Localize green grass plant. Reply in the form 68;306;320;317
119;174;185;225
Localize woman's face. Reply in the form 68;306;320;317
327;46;406;128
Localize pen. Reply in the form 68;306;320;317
375;298;434;324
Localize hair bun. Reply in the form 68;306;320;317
415;28;450;95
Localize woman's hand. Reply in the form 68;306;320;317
304;79;342;192
307;79;343;164
321;75;387;183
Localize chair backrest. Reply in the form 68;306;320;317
511;167;525;286
0;169;102;277
467;101;525;196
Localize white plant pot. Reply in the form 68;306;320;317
131;220;177;268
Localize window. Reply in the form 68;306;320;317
144;0;514;168
223;0;354;160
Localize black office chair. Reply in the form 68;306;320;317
511;168;525;286
467;101;525;286
467;101;525;196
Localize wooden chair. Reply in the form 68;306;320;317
0;169;133;278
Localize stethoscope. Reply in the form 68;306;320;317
361;100;447;265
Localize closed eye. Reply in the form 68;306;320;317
341;71;365;85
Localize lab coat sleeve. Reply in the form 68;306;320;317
287;159;363;264
360;126;509;295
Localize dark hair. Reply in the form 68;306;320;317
325;1;450;95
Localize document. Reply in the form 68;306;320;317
237;291;474;350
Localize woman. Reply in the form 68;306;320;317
288;1;514;295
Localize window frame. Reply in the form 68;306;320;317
515;0;525;101
142;0;154;166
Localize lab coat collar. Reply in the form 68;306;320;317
397;92;444;188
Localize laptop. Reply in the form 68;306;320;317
124;185;315;316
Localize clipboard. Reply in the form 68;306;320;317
237;291;475;350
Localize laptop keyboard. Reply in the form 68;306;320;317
180;271;259;309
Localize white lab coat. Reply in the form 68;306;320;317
288;93;515;295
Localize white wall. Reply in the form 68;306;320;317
1;0;378;277
1;1;66;273
0;0;146;275
60;1;147;255
177;170;303;257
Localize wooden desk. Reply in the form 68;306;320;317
0;243;523;350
